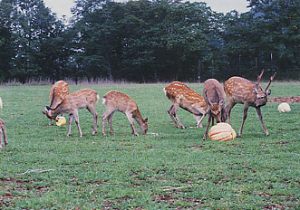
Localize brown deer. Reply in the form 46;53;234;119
0;119;8;149
102;91;148;136
46;80;69;125
202;79;227;139
224;70;276;137
43;89;99;137
164;81;208;129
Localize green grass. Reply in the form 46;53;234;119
0;82;300;209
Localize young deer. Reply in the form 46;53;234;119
164;81;208;129
102;91;148;136
46;80;69;125
224;70;276;137
0;119;8;149
43;89;99;137
202;79;227;139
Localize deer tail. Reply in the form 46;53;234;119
96;94;100;104
102;96;106;105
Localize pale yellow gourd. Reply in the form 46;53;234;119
56;116;66;126
278;102;291;113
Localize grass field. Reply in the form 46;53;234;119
0;82;300;209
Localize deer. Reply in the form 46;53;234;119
46;80;69;125
102;91;148;136
43;89;99;137
224;70;276;137
164;81;208;129
202;79;227;140
0;119;8;149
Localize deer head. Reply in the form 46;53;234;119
42;105;57;120
207;100;224;123
254;70;276;107
140;117;148;135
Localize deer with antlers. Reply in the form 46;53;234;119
202;79;227;139
43;89;99;137
224;70;276;137
0;119;8;149
164;81;208;129
102;91;148;136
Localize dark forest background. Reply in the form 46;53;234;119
0;0;299;83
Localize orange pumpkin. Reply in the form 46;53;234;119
208;123;236;142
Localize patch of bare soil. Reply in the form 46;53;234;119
263;204;285;210
102;195;133;209
0;178;49;208
153;193;204;209
268;96;300;103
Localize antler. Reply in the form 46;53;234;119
265;72;277;92
257;69;265;83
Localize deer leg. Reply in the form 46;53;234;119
102;109;114;136
73;112;83;137
256;107;269;136
49;119;54;126
194;114;205;128
67;114;74;137
211;117;215;126
125;112;138;136
238;104;249;137
108;112;115;135
203;112;212;140
0;130;2;149
3;126;7;145
87;105;98;135
168;104;185;129
225;101;235;124
167;104;179;127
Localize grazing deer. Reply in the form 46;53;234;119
43;89;99;137
102;91;148;136
224;70;276;137
46;80;69;125
203;79;227;139
164;81;208;129
0;119;8;149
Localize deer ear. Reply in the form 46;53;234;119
266;89;271;96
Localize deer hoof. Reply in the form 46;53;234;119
197;124;203;128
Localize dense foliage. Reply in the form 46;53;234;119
0;0;299;83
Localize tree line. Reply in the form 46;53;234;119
0;0;299;83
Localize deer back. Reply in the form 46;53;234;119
63;89;98;109
164;81;208;115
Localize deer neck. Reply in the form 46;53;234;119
132;109;144;126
